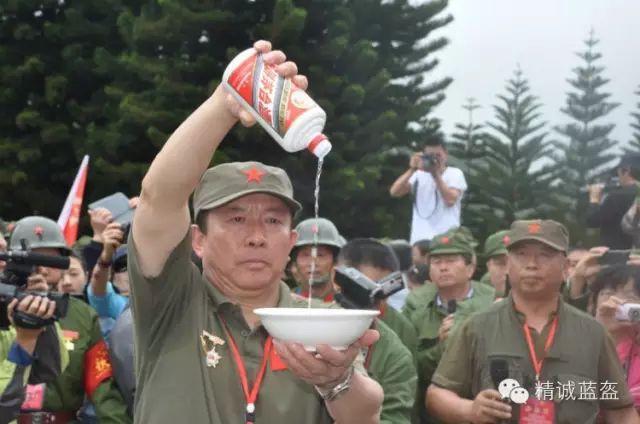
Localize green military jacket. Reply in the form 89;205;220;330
44;297;130;423
380;304;417;356
479;272;508;298
366;319;417;424
406;281;495;423
432;296;633;424
129;232;336;423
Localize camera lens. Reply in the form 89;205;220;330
629;308;640;322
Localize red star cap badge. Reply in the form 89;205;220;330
242;167;266;184
441;236;450;244
34;226;44;239
502;235;511;245
528;223;541;235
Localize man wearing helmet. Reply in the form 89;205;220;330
3;216;130;423
290;217;343;302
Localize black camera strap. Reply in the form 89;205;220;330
411;172;440;220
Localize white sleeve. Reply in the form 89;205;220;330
446;168;467;192
408;171;418;185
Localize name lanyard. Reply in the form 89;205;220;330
219;316;273;424
522;316;559;383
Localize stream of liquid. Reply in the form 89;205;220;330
307;157;324;309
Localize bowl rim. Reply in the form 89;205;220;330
253;307;380;318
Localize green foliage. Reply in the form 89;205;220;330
553;30;620;245
466;68;559;242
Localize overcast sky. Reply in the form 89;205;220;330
430;0;640;149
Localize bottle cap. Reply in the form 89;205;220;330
308;134;332;158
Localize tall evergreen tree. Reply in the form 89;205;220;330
0;0;130;219
471;67;558;242
553;30;620;244
629;85;640;152
448;98;488;240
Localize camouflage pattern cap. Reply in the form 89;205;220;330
192;161;302;221
506;219;569;253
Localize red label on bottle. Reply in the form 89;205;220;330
227;54;258;106
226;51;318;137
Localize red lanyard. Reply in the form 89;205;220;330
219;316;273;424
522;316;559;382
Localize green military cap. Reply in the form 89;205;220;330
192;161;302;221
506;219;569;253
483;230;510;258
456;226;479;249
429;228;475;256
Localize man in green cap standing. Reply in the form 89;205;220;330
407;227;495;423
427;220;640;423
479;230;510;298
129;40;383;423
290;217;342;302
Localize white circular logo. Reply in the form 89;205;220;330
509;387;530;404
291;90;315;110
498;378;520;399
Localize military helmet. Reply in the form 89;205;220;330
9;216;71;255
294;218;342;251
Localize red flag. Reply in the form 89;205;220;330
57;155;89;246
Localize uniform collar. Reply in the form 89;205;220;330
509;294;563;326
435;287;474;309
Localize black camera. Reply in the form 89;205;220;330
0;245;70;329
421;153;438;170
334;266;406;309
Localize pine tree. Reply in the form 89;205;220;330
629;85;640;152
553;30;620;244
448;98;488;240
0;0;130;219
471;67;558;241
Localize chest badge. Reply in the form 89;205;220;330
200;330;225;368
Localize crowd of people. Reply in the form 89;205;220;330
2;40;640;424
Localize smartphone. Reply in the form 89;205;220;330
599;250;631;266
88;192;134;225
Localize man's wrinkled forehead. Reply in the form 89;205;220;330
211;193;292;217
508;239;564;255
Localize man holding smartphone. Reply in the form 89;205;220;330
390;138;467;244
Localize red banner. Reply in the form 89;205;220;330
57;155;89;246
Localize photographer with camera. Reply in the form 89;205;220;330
1;295;62;423
3;216;130;423
592;265;640;413
390;138;467;244
587;153;640;249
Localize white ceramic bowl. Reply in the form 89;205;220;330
254;308;379;351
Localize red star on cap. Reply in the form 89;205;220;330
528;223;541;234
441;236;450;244
34;226;44;239
502;235;511;245
243;167;266;184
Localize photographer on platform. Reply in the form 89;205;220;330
389;138;467;244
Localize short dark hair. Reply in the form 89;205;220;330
386;240;412;272
590;264;640;313
338;238;400;273
423;135;447;151
408;264;429;286
413;239;430;256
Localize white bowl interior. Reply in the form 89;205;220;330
254;308;379;350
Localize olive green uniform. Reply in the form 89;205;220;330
410;281;494;423
432;296;633;423
44;297;130;422
366;319;417;424
381;304;418;356
129;232;336;423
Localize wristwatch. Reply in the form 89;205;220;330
314;366;354;402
